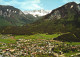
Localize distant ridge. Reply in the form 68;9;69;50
23;9;51;17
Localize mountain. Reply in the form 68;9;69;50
23;9;51;17
1;2;80;42
23;2;80;41
25;2;80;33
26;2;80;42
0;5;37;26
44;2;80;20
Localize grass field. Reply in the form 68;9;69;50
15;33;61;40
0;33;61;44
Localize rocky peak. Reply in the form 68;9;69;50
44;2;80;20
0;5;23;17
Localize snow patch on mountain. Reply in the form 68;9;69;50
23;9;52;17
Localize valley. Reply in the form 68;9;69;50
0;1;80;57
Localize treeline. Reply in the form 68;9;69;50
0;17;80;35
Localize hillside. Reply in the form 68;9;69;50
0;5;39;26
26;2;80;34
0;2;80;37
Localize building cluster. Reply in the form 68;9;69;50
0;39;80;57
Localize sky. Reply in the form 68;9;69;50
0;0;80;11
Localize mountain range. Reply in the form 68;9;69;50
28;2;80;33
23;9;51;17
0;2;80;41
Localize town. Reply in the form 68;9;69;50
0;34;80;57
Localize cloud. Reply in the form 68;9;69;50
63;0;80;3
0;0;43;11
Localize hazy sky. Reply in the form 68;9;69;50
0;0;80;11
